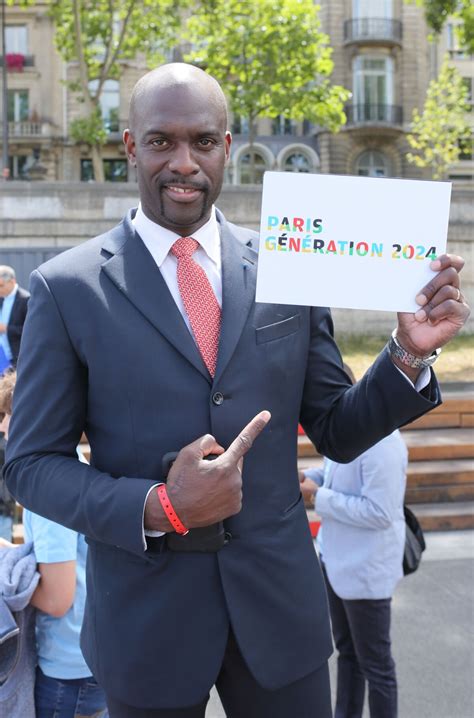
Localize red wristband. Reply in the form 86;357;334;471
156;484;189;535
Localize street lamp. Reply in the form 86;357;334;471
1;0;9;180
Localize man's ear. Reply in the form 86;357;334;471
224;131;232;163
123;129;136;167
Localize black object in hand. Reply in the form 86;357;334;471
161;452;226;553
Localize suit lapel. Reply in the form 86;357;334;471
214;213;257;384
101;212;210;381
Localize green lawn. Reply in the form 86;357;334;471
336;333;474;384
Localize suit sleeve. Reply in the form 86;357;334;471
299;307;441;463
4;270;156;556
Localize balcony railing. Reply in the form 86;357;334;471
1;121;53;138
344;18;402;45
0;55;35;69
345;104;403;126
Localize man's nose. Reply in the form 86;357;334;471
168;143;199;175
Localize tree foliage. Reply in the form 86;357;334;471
410;0;474;53
185;0;349;180
9;0;185;180
407;57;471;179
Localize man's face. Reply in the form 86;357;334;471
0;278;16;297
124;84;231;235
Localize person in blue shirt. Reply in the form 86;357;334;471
0;266;30;368
0;371;108;718
300;365;407;718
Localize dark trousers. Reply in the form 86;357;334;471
105;628;332;718
322;565;397;718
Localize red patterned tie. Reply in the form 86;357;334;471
170;237;221;376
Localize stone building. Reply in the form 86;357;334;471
1;0;472;184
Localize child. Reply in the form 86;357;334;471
0;371;108;718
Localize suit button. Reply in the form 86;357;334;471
212;392;224;406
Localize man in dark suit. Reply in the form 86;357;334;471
0;266;29;366
4;64;470;718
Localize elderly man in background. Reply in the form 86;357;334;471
0;265;30;368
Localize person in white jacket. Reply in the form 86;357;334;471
300;368;408;718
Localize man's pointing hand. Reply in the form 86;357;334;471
145;411;271;532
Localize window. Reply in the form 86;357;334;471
7;90;29;122
231;116;249;134
462;78;473;111
80;159;128;182
5;26;28;54
447;23;470;59
238;151;268;184
272;116;294;135
458;137;473;161
8;155;29;180
448;173;473;181
356;150;388;177
353;56;394;121
104;159;127;181
88;80;120;132
283;152;311;173
353;0;392;18
81;160;94;182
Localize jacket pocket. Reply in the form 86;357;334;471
255;314;301;344
281;491;303;517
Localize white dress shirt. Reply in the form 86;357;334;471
133;204;222;324
132;204;223;544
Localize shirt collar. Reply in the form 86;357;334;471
132;204;220;268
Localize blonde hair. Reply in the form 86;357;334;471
0;371;17;414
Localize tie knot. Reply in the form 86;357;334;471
171;236;199;259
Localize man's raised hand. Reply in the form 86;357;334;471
396;253;470;359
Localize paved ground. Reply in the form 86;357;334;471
205;530;474;717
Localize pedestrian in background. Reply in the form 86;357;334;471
0;265;29;369
300;365;408;718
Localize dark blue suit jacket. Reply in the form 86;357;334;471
4;209;440;709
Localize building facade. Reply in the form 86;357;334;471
0;0;473;183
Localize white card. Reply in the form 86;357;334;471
255;172;452;313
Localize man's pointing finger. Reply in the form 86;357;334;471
225;410;271;463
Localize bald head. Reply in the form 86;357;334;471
129;63;228;134
123;62;232;235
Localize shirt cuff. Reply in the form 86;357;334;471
142;483;165;550
394;364;431;392
314;486;333;517
303;467;324;487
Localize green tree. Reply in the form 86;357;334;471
407;57;471;179
9;0;185;181
185;0;349;183
410;0;474;53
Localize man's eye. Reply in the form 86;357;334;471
151;139;168;147
198;138;214;147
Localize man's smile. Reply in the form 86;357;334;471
163;184;204;202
